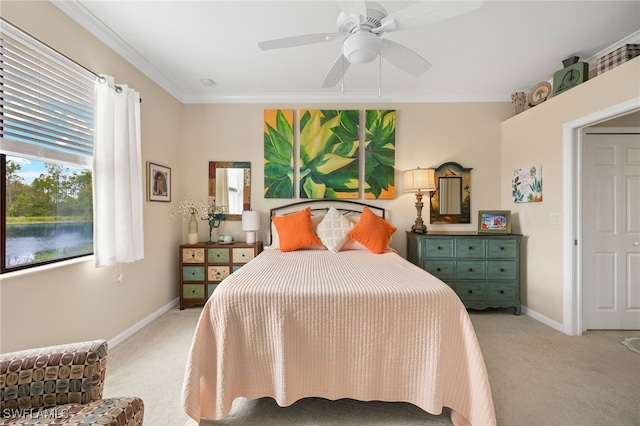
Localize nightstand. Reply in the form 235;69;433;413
179;241;263;309
407;231;522;315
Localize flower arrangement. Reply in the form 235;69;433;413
202;204;227;244
169;197;209;220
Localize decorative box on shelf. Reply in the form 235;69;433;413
596;44;640;75
179;241;263;309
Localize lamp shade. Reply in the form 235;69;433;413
242;210;260;231
403;167;436;192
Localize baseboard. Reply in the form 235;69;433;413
521;305;565;333
108;298;179;348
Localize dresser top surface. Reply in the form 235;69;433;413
406;231;523;237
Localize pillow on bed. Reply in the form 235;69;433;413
272;207;323;252
346;206;397;254
270;215;325;250
316;207;353;253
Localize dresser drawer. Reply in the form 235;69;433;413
208;266;230;281
233;248;256;263
207;284;218;298
208;248;230;263
182;266;205;282
455;238;486;258
487;239;519;258
424;260;454;280
182;248;205;263
183;284;205;299
487;261;518;280
455;282;486;302
486;282;517;301
424;238;454;257
455;261;486;279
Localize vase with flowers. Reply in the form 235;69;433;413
202;204;227;244
170;197;209;244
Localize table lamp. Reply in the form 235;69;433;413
242;210;260;243
403;167;436;234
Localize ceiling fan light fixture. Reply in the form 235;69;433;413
343;31;381;64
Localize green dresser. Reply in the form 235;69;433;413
407;231;522;315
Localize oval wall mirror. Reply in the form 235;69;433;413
208;161;251;221
430;162;472;224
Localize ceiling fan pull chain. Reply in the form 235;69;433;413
378;54;382;97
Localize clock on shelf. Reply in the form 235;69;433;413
528;82;551;106
553;56;588;96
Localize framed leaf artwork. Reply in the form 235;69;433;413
365;110;396;199
264;109;294;198
512;165;542;203
299;110;359;199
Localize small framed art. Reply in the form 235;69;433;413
147;162;171;202
478;210;511;234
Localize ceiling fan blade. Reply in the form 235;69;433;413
381;39;431;77
322;54;351;88
258;33;343;50
381;0;483;33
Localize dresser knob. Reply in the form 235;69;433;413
500;290;505;294
437;268;441;272
469;246;473;250
437;246;442;250
500;247;505;250
500;268;505;272
469;268;473;272
468;290;473;294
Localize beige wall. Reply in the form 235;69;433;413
501;57;640;324
180;102;512;255
0;1;184;352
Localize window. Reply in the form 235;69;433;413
1;19;95;273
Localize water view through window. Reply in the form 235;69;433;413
4;156;93;270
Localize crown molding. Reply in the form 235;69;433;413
51;0;184;101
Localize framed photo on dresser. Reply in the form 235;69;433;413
477;210;511;234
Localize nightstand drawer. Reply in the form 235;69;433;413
455;282;486;302
233;248;255;263
455;239;486;258
182;266;205;282
487;283;517;301
183;284;205;299
182;248;205;263
424;238;454;257
487;239;518;258
424;260;454;280
208;248;230;263
487;261;518;280
455;261;485;279
208;266;230;281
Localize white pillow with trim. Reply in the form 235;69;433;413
316;207;354;253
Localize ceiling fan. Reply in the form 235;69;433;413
258;0;484;88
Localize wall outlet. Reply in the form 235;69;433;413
550;212;562;225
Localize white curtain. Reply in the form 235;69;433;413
93;75;144;267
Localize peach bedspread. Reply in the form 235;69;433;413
182;249;496;426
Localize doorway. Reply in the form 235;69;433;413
581;128;640;330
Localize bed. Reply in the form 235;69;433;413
182;200;496;426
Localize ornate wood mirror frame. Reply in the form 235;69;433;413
208;161;251;221
430;162;472;224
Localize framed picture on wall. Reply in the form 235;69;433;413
477;210;511;234
147;162;171;202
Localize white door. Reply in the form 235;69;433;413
583;128;640;330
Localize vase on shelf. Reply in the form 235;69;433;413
187;213;198;244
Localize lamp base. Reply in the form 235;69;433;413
245;231;256;244
411;191;428;234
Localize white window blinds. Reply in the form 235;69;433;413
0;19;95;167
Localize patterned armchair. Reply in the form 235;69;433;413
0;340;143;426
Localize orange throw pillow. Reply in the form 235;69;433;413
272;207;322;252
347;206;397;254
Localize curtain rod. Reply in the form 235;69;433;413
1;17;142;103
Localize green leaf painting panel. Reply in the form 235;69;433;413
364;110;396;199
299;110;359;199
264;110;294;198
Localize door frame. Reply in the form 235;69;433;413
562;96;640;336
